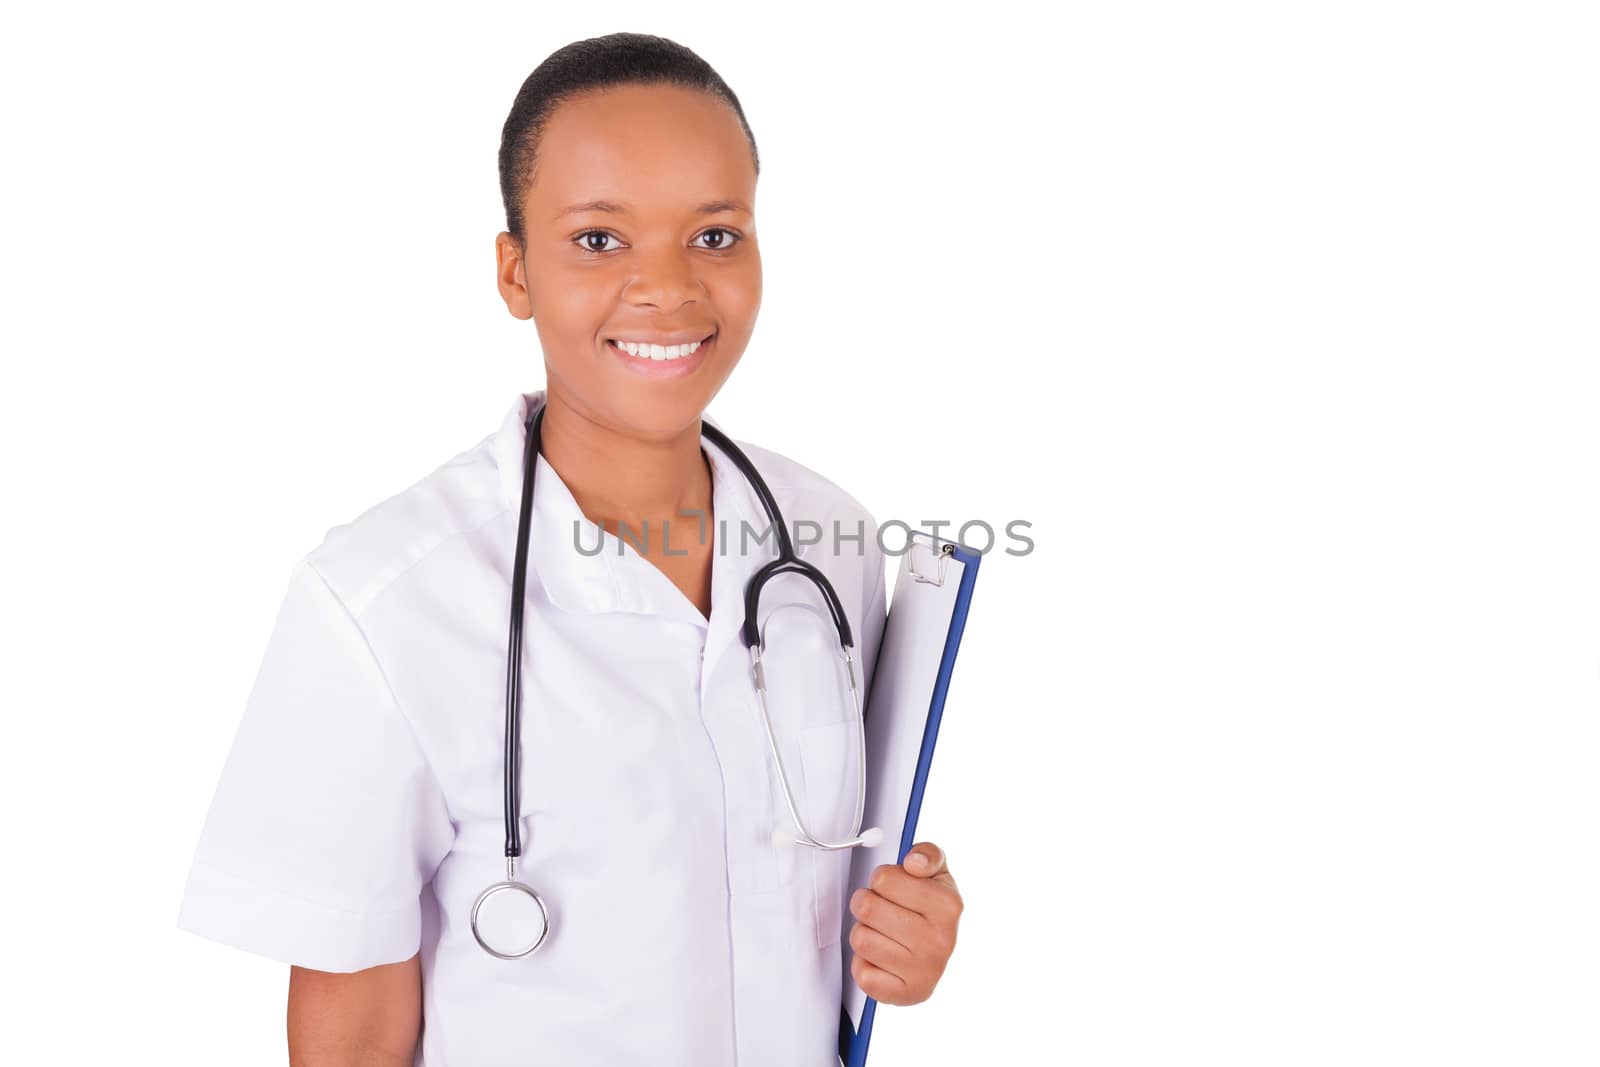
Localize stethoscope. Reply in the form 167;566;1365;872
470;402;882;960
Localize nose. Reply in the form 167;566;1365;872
623;241;703;311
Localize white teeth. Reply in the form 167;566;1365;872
613;338;705;361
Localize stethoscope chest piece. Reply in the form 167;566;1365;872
470;867;551;960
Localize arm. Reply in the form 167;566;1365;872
287;953;422;1066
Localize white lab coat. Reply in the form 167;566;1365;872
177;390;889;1066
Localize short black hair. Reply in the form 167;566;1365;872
498;32;760;245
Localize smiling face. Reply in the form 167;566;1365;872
495;82;762;442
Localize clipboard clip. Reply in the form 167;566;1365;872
908;539;956;587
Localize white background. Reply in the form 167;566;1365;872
3;2;1597;1064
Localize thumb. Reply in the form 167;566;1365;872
903;842;946;879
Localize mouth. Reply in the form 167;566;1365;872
605;330;717;379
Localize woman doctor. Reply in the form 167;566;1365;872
176;32;962;1066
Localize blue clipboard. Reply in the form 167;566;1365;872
838;532;982;1066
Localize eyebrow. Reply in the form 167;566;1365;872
550;198;751;222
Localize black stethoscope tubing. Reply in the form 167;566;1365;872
501;402;854;863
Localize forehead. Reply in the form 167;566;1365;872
527;83;755;221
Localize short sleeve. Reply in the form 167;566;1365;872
176;558;456;973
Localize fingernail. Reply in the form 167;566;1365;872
908;853;929;872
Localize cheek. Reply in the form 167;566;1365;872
534;280;611;340
528;279;616;371
731;253;762;318
709;265;762;348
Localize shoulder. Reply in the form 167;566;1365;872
721;434;887;592
728;435;878;531
301;429;510;620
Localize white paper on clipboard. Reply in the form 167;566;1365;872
840;529;972;1029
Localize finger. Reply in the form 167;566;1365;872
903;842;945;878
849;886;927;947
851;952;910;1003
907;843;959;897
848;918;913;971
868;862;956;919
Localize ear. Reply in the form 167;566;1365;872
495;231;533;320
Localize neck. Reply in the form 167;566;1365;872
536;388;713;547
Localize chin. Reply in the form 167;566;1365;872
603;388;712;441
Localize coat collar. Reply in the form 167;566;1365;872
490;391;772;653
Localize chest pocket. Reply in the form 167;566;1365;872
798;718;859;948
756;587;865;950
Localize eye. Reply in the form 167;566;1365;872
572;227;743;256
574;229;621;254
693;227;742;252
